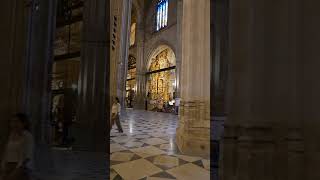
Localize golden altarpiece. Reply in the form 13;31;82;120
147;49;176;111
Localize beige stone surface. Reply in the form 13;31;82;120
110;152;135;162
147;177;175;180
175;154;202;162
202;159;210;171
176;0;210;158
141;138;168;145
112;159;162;180
131;146;166;158
110;143;127;153
167;163;210;180
153;155;179;168
122;141;144;148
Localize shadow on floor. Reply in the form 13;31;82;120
34;146;108;180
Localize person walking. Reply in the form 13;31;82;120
175;97;180;115
1;113;34;180
110;97;123;133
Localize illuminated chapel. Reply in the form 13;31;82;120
0;0;319;179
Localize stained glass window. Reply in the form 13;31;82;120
156;0;168;31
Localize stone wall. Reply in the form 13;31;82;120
220;0;320;179
143;0;178;70
131;0;179;109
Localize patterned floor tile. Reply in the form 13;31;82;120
110;143;127;153
110;152;135;162
174;154;202;162
202;159;210;171
147;177;175;180
152;155;179;169
130;146;166;158
140;138;168;145
112;159;163;180
122;141;144;148
110;110;210;180
148;171;176;179
166;163;210;180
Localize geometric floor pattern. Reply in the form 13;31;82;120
110;109;210;180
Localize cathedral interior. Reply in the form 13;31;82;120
1;0;320;179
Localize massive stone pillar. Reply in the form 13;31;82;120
117;0;132;108
74;0;109;152
0;0;56;172
0;0;55;145
175;0;183;99
220;0;310;179
134;17;146;110
110;0;121;99
26;0;56;145
0;0;29;155
301;1;320;179
176;0;211;157
211;0;229;178
211;0;229;116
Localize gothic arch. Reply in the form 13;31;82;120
145;41;177;71
132;0;143;26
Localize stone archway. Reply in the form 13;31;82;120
145;42;177;71
145;45;177;112
125;55;137;108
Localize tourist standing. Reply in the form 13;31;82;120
110;97;123;133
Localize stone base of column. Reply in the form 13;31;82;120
133;96;146;110
176;100;210;157
176;127;210;157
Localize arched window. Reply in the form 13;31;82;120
156;0;169;31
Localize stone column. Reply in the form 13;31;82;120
74;0;109;152
0;0;30;156
110;0;121;99
301;1;320;179
211;0;229;116
117;0;132;108
176;0;211;157
0;0;55;144
0;0;56;168
175;0;183;98
134;22;146;110
25;0;56;145
220;0;305;179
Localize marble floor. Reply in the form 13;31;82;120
110;109;210;180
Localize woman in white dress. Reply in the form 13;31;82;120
1;113;34;180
